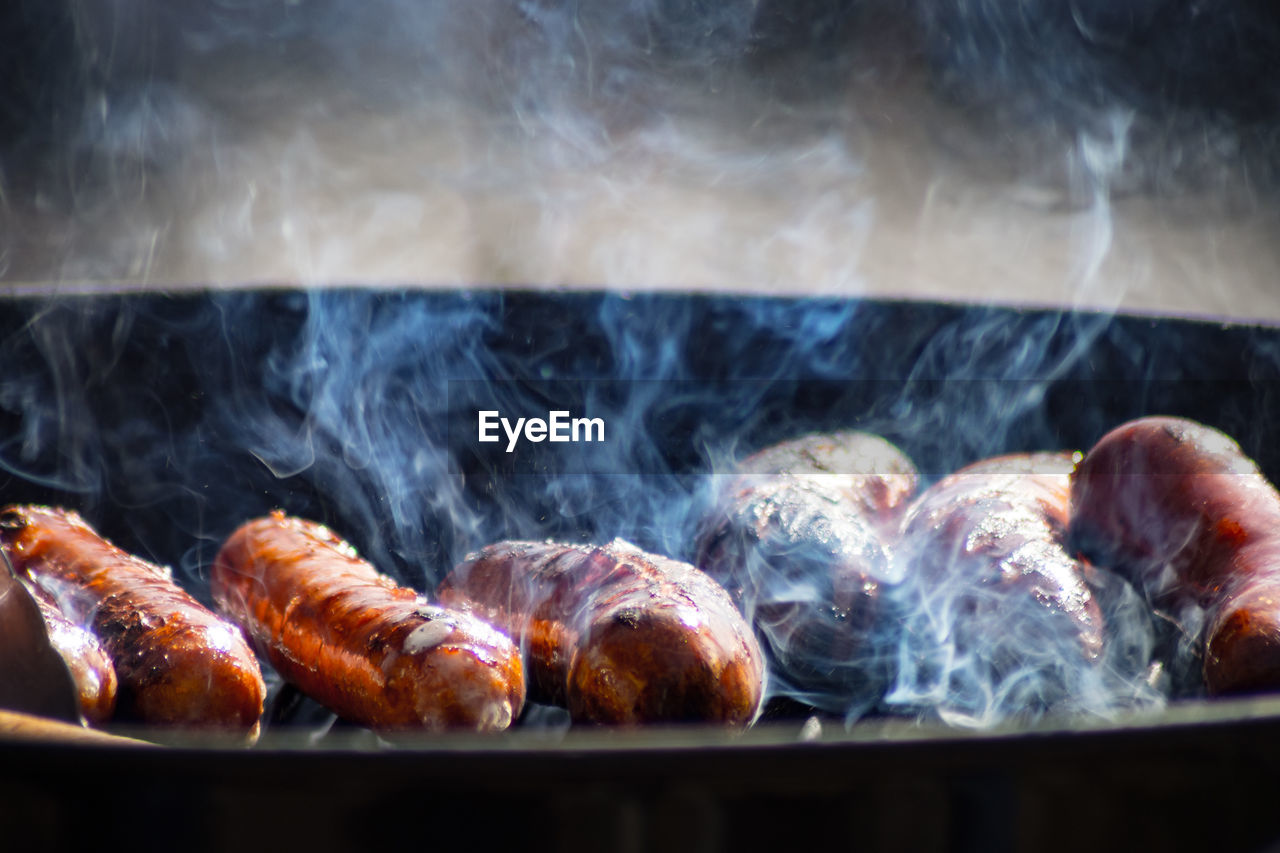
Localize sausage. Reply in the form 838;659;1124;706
901;452;1104;661
211;512;525;732
0;553;107;724
693;431;918;713
894;453;1106;718
23;580;118;725
0;506;265;736
438;539;764;726
722;430;918;535
1068;416;1280;695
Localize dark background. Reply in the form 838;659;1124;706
0;289;1275;593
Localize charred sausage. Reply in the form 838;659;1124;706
1069;416;1280;695
439;539;764;726
0;506;265;736
694;431;917;713
212;512;525;732
894;453;1107;719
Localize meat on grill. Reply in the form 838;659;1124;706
893;452;1106;716
1069;416;1280;695
23;580;118;725
0;506;266;738
694;431;918;712
212;512;525;732
439;539;764;726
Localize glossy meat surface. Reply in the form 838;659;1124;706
213;512;524;731
893;453;1106;719
1069;417;1280;606
903;452;1103;658
0;506;265;735
1069;417;1280;695
730;431;919;535
440;539;764;725
694;431;918;712
25;581;118;725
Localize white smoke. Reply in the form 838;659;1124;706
0;1;1275;320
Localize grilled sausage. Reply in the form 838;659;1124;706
0;506;265;736
1069;416;1280;695
212;512;525;732
718;430;918;535
694;431;917;712
439;539;764;726
24;580;118;725
894;453;1106;718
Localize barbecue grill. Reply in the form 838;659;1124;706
5;2;1280;850
1;290;1279;851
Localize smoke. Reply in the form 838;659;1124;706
0;2;1278;731
915;0;1280;196
2;288;1271;732
882;455;1164;728
0;1;1277;317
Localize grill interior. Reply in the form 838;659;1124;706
2;288;1277;574
2;288;1280;851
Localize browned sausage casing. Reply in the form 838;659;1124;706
0;506;265;735
694;431;918;711
1068;416;1280;695
439;539;765;726
728;430;919;532
894;453;1106;715
24;582;118;725
212;512;525;732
